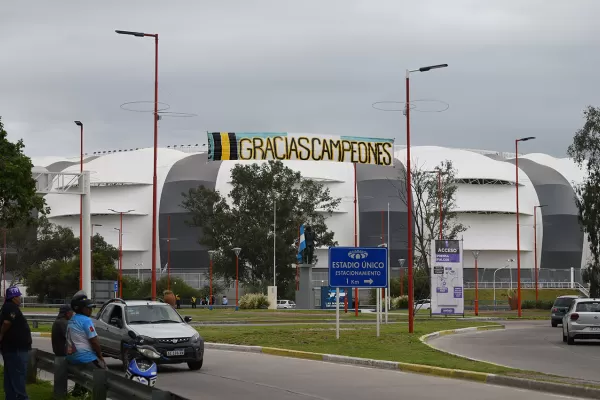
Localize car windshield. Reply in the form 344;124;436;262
576;302;600;312
554;298;574;307
125;305;183;324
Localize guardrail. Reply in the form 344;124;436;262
30;348;188;399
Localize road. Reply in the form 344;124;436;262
429;320;600;383
29;338;582;400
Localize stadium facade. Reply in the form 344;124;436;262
31;144;589;286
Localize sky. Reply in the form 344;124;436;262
1;0;598;158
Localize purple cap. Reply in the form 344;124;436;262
6;286;22;300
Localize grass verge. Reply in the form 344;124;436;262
0;365;82;400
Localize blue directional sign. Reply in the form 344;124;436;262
328;247;388;288
114;281;118;293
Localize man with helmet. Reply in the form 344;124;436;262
65;292;106;369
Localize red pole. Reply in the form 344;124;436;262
296;225;300;291
400;269;404;297
167;215;171;290
381;211;385;304
91;225;94;279
150;34;159;301
515;140;522;318
438;170;443;240
119;213;123;298
474;258;479;316
235;254;239;310
353;162;358;316
406;71;415;333
209;258;213;306
79;123;83;290
534;206;538;302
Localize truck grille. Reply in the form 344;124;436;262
158;337;190;344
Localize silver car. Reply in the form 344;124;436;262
562;298;600;345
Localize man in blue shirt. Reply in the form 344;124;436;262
66;293;106;369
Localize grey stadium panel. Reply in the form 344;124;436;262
356;160;411;270
502;157;583;271
159;153;222;271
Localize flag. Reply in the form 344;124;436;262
297;224;306;262
161;263;168;274
208;132;239;161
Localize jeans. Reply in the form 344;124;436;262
70;360;103;397
3;350;29;400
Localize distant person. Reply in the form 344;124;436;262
0;286;32;400
52;304;73;356
222;296;228;306
211;295;215;306
176;294;181;309
191;296;197;309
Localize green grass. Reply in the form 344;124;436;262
463;288;580;302
0;366;82;400
196;320;516;374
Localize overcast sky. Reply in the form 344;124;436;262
1;0;598;158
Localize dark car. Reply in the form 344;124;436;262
551;295;579;327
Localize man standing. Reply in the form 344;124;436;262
0;286;32;400
66;293;106;369
51;304;73;356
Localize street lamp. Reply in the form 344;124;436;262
534;204;547;301
116;29;159;300
515;136;536;317
109;209;134;298
91;224;102;278
232;247;242;311
74;120;84;290
472;250;480;316
208;250;216;310
405;63;448;333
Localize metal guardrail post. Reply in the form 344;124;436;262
53;356;69;399
27;348;38;384
92;369;108;400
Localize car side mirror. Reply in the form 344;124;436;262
184;316;192;323
110;318;123;329
128;330;137;339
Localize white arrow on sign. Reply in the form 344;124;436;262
364;278;374;284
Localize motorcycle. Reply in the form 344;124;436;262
123;330;161;387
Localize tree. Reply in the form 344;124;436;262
392;160;468;272
23;223;119;300
182;160;340;294
0;116;47;228
122;276;203;301
567;106;600;297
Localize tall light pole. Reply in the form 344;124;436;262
514;136;535;317
534;204;547;302
208;250;216;311
232;247;241;311
110;209;134;298
406;63;448;333
91;224;102;278
116;29;159;300
74;120;84;290
472;250;480;316
273;198;276;287
2;229;6;296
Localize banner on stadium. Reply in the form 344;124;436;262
206;132;394;166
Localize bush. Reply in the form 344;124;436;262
522;299;553;310
391;295;409;310
239;293;270;309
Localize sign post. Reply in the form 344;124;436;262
114;281;118;298
329;247;388;338
430;240;464;316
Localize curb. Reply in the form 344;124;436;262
204;329;600;399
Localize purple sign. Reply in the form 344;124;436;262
440;308;455;314
436;287;448;293
454;287;463;298
435;240;461;263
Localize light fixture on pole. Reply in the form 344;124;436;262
208;250;216;311
405;63;448;333
91;224;102;279
116;29;159;300
514;136;536;318
472;250;480;316
109;209;134;298
232;247;242;311
534;204;547;302
74;120;84;290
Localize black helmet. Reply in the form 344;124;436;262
71;293;95;313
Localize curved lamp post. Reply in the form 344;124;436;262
232;247;242;311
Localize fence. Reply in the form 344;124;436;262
30;348;188;399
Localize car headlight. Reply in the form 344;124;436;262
137;336;155;344
191;333;201;343
139;348;161;359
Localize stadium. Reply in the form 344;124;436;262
31;142;589;290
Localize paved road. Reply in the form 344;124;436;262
30;338;582;399
429;320;600;383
